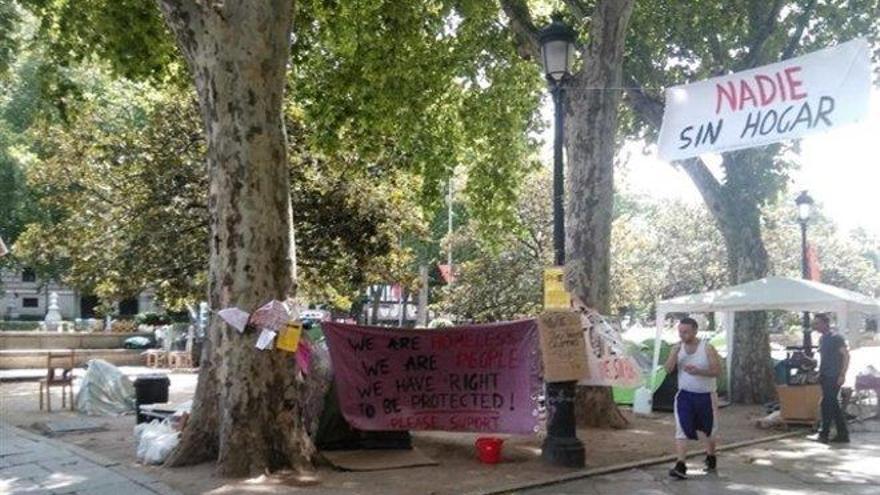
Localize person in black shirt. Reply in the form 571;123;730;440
812;313;850;443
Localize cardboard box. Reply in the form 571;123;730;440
776;384;821;422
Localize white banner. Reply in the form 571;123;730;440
657;38;872;161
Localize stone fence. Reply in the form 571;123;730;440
0;331;153;369
0;331;153;350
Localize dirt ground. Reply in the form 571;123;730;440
0;370;797;495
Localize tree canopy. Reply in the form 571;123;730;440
17;0;545;227
5;0;549;313
436;170;551;322
12;77;432;312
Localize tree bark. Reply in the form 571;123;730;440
564;0;633;312
670;150;775;404
563;0;635;429
715;151;775;403
500;0;634;429
156;0;312;476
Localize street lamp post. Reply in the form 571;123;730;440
795;190;815;354
538;18;585;468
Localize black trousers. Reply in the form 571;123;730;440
820;376;849;439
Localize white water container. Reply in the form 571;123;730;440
632;386;653;415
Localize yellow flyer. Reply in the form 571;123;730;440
276;322;302;352
543;266;571;310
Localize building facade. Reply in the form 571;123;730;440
361;284;422;327
0;268;155;320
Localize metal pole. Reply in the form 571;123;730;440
800;221;812;355
417;265;428;327
398;289;405;327
447;178;453;283
552;84;565;267
541;80;584;468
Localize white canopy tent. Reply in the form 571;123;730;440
650;276;880;400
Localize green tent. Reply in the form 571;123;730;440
613;332;729;405
613;366;666;405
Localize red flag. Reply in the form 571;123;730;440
806;243;821;281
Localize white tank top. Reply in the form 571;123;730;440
677;339;716;393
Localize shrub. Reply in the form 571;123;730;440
136;312;171;325
14;314;45;322
135;311;190;326
0;321;40;331
111;320;139;333
428;318;453;329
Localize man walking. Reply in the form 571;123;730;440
813;313;850;443
664;317;721;479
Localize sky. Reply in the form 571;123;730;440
623;90;880;236
542;89;880;238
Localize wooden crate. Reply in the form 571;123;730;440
776;384;821;423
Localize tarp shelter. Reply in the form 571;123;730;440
651;276;880;402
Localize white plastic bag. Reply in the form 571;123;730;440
134;420;179;465
755;410;783;429
75;359;136;415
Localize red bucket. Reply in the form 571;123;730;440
475;437;504;464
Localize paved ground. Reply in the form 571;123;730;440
514;424;880;495
0;422;181;495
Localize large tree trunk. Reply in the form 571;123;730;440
678;151;775;404
157;1;312;476
564;0;635;429
715;151;775;403
501;0;634;429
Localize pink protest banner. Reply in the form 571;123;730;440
323;321;542;435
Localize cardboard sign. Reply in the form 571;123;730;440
323;321;542;434
537;311;589;382
277;322;302;352
543;267;570;310
578;311;643;388
658;38;871;161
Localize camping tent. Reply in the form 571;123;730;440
651;276;880;401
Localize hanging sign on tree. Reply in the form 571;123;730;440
657;38;871;161
537;311;589;382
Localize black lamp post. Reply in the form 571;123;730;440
540;18;577;268
795;190;815;354
538;18;585;468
